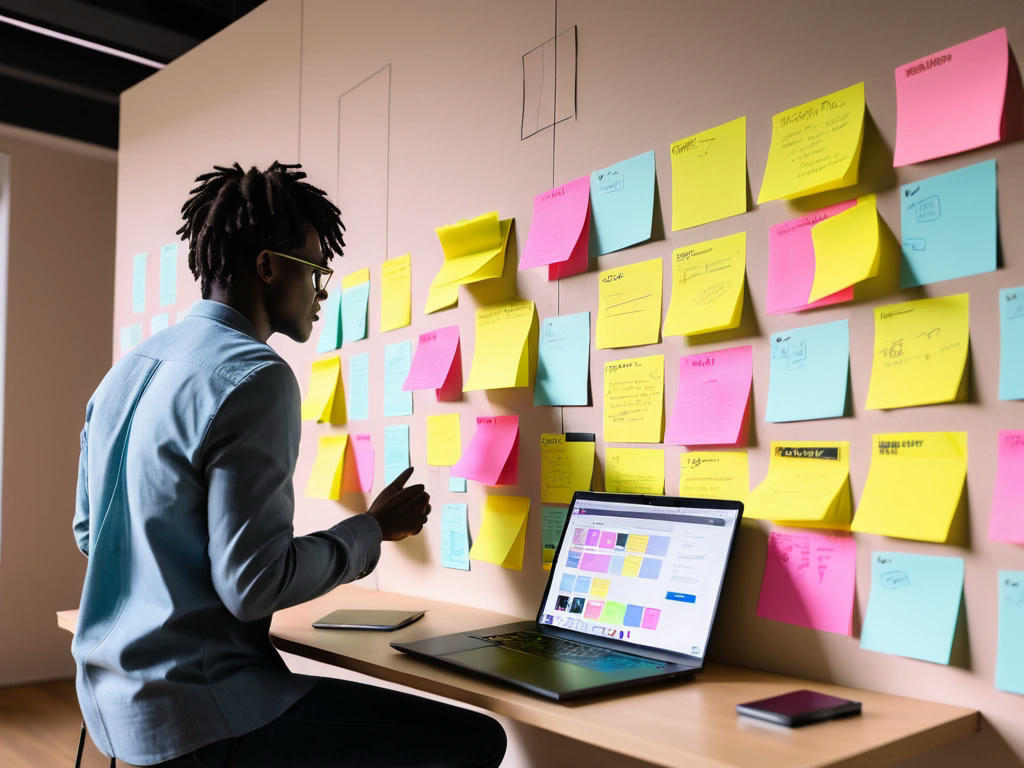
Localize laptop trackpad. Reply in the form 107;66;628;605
447;645;624;694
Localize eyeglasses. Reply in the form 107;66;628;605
260;249;333;294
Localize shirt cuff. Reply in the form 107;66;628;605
336;513;382;580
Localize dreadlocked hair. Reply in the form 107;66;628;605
176;161;345;297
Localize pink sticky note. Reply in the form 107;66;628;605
580;553;612;572
766;201;855;315
549;202;591;280
666;346;752;446
342;433;374;493
989;430;1024;543
756;529;856;635
641;608;661;630
403;326;461;402
450;415;518;485
520;176;591;272
584;600;605;619
894;28;1011;167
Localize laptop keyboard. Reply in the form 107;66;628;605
476;630;668;672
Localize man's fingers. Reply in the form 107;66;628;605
383;466;415;494
389;485;427;507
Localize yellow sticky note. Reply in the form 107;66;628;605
425;281;458;314
464;300;535;390
758;82;865;203
852;432;967;543
603;355;664;443
469;494;530;570
300;357;346;424
341;267;370;291
679;451;749;501
671;116;747;231
663;232;745;337
746;442;851;530
540;434;595;504
426;413;461;466
590;578;611;597
432;213;510;289
305;435;348;500
380;253;411;332
808;194;880;302
597;257;663;349
605;447;664;494
866;293;969;410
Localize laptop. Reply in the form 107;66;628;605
391;491;743;701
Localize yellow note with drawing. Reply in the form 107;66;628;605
663;232;745;336
470;495;530;570
426;413;461;466
808;194;880;302
866;293;969;410
671;116;747;231
679;451;748;501
746;442;851;530
852;432;967;542
605;447;664;494
540;434;596;504
758;82;865;203
380;253;411;332
300;356;346;424
596;257;663;349
305;435;348;500
464;300;535;390
603;354;664;443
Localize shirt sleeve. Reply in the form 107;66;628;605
201;361;382;623
73;421;91;557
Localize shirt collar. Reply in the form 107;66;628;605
189;300;263;342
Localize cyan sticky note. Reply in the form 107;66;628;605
996;570;1024;695
384;424;410;485
766;319;849;422
900;159;997;288
384;340;413;417
132;252;148;314
341;281;370;344
860;551;964;664
590;150;656;254
449;475;467;493
159;243;178;307
119;323;142;354
315;290;343;354
347;352;370;420
150;313;169;335
441;503;470;570
535;311;591;406
999;286;1024;400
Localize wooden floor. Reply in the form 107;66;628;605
0;678;111;767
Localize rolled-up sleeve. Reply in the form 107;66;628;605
201;362;381;623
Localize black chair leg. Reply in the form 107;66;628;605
75;721;86;768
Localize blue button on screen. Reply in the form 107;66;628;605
666;591;696;603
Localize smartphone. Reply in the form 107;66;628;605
312;609;425;631
736;689;861;727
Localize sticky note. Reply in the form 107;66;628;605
809;194;880;302
305;435;349;500
542;506;569;570
449;475;467;493
860;551;964;665
766;201;855;315
900;160;997;287
852;432;967;543
758;82;865;203
605;447;664;495
990;431;1024;544
159;243;178;307
766;319;849;422
431;212;510;291
384;341;413;417
341;275;370;345
671;116;746;231
344;433;374;493
1000;286;1024;400
451;415;519;486
663;232;745;337
380;253;411;332
150;313;169;335
596;257;662;349
540;433;595;504
866;294;969;410
425;280;458;314
666;346;751;446
347;352;370;421
679;451;748;501
441;503;470;570
746;442;851;530
894;28;1011;166
464;300;534;390
603;355;663;443
470;495;530;570
300;357;346;424
520;176;591;279
426;414;460;467
589;150;656;254
132;252;147;314
996;570;1024;695
384;424;410;485
403;325;462;399
535;312;591;406
119;322;142;354
756;530;856;635
314;290;343;353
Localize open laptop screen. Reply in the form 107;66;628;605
538;494;741;659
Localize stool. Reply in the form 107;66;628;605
76;720;115;768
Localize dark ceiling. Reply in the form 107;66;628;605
0;0;267;148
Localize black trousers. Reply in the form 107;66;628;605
148;677;507;767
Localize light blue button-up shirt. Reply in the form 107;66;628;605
72;300;382;765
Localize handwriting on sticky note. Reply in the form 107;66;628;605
603;355;663;443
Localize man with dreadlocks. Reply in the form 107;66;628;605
72;162;506;767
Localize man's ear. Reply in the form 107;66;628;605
255;250;274;285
